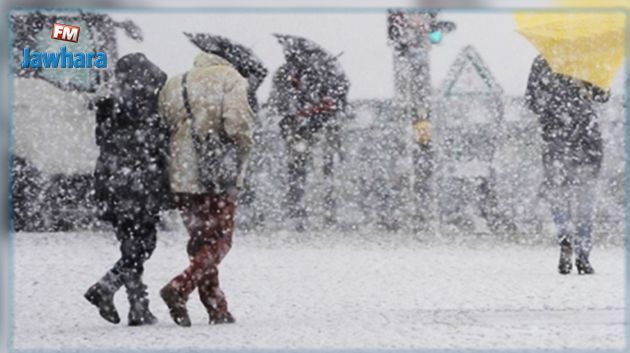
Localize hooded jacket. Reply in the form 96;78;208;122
158;52;255;194
94;53;170;222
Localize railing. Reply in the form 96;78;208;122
238;96;625;243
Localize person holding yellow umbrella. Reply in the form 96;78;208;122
517;4;625;275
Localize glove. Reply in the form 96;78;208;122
414;119;431;145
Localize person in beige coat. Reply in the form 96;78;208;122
158;52;254;327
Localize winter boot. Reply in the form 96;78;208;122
558;239;573;275
576;255;595;275
160;284;191;327
84;271;123;324
209;311;236;325
122;271;158;326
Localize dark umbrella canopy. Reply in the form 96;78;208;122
272;33;349;108
270;33;350;141
185;32;268;91
273;33;338;67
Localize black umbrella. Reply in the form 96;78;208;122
273;33;340;67
273;33;349;106
184;32;268;91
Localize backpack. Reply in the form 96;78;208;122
181;72;240;193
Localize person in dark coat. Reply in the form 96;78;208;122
84;53;170;325
269;52;349;230
525;55;610;275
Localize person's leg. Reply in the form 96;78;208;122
476;176;517;234
86;215;158;325
160;194;207;326
549;189;572;242
166;194;216;296
115;216;158;325
547;185;574;274
85;214;138;325
111;217;157;273
572;181;595;274
161;244;216;327
196;194;235;324
412;140;433;232
286;140;309;226
322;124;339;226
84;267;124;324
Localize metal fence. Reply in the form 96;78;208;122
11;95;625;242
239;96;625;242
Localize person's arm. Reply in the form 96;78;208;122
297;72;349;118
269;66;299;116
94;96;114;147
154;111;175;209
585;82;611;103
525;56;550;115
222;70;256;188
297;96;336;117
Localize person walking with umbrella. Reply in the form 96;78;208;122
184;32;268;113
157;51;254;326
269;34;350;231
517;9;624;274
525;56;611;274
184;32;267;212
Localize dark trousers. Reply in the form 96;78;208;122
111;216;158;277
286;144;309;219
547;181;595;258
95;212;158;300
165;192;235;318
285;125;338;224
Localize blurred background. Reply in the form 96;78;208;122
1;1;628;352
7;5;626;238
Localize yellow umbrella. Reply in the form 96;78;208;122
555;0;628;8
514;4;627;88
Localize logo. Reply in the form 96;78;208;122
21;47;107;69
51;23;80;43
20;23;107;69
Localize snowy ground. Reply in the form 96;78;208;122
13;231;625;350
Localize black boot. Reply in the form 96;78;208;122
558;239;572;275
122;271;158;326
576;255;595;275
160;285;191;327
84;271;122;324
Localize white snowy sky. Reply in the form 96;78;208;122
111;10;626;100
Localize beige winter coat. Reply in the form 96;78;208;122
158;52;255;194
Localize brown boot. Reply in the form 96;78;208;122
209;311;235;325
160;285;191;327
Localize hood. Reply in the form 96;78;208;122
114;53;167;118
115;53;167;96
193;52;234;69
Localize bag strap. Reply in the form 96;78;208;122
181;72;196;128
181;72;234;145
